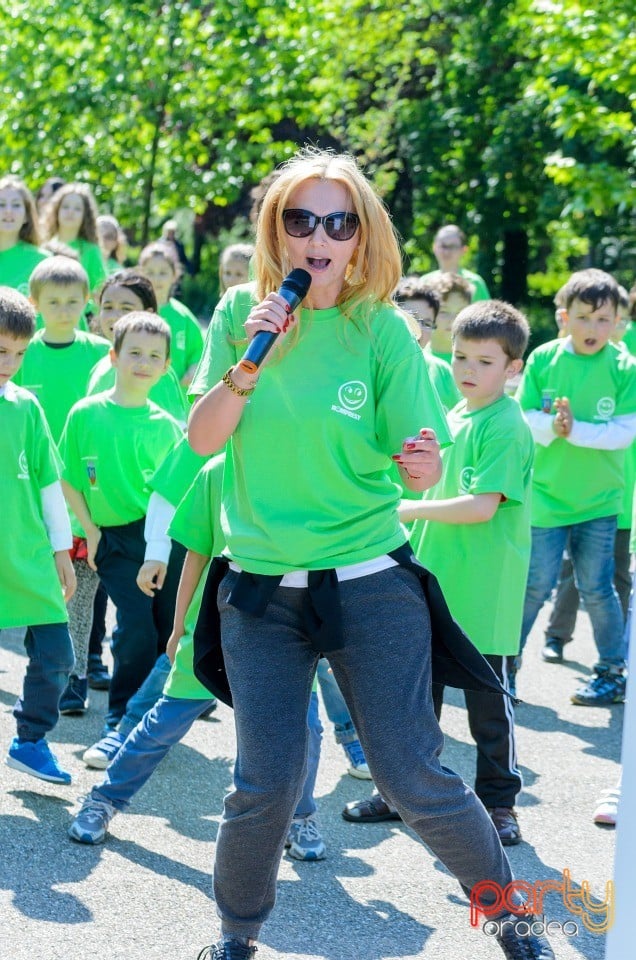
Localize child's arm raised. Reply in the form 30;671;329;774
166;548;210;663
61;480;101;571
399;492;502;525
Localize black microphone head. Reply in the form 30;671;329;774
281;268;312;301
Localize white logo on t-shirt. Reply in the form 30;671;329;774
17;450;29;480
459;466;475;493
596;396;615;420
176;331;186;350
331;381;368;422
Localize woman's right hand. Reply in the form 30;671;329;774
242;292;299;360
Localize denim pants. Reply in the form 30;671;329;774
545;528;632;643
214;566;513;941
12;622;75;740
316;657;358;743
94;690;322;819
519;516;625;670
95;520;185;727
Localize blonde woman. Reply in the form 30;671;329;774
188;149;551;960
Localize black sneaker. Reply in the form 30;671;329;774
87;655;111;690
59;676;89;715
495;914;555;959
541;637;564;663
197;941;257;960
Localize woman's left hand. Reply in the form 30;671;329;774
391;428;442;489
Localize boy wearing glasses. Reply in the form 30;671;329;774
423;224;490;302
396;276;460;413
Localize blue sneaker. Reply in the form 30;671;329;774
571;670;626;706
342;738;372;779
68;792;117;844
285;813;327;861
197;941;257;959
6;737;71;785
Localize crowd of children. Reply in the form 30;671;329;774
1;166;635;960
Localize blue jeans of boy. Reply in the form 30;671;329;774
94;690;322;819
13;623;75;740
519;516;625;670
316;657;358;744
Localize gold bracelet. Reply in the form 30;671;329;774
221;367;256;397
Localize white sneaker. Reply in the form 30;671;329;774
593;788;620;826
82;730;126;769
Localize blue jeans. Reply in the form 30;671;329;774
519;517;625;670
118;653;172;739
94;690;322;818
316;657;358;744
214;566;512;941
12;623;75;740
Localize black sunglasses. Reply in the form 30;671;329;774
282;208;360;241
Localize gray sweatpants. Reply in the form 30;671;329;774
214;565;513;940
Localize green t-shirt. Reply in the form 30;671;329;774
150;434;208;508
0;241;51;296
86;354;187;424
423;350;461;413
621;323;636;357
421;266;490;302
410;395;534;655
59;392;182;528
14;329;110;442
164;454;226;699
189;283;451;573
0;383;69;628
66;238;107;293
159;298;205;383
517;339;636;527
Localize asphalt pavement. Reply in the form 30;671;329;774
0;603;620;960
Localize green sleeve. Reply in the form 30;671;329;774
168;455;226;556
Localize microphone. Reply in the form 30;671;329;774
238;268;311;375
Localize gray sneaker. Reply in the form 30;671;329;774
68;793;116;844
285;813;326;860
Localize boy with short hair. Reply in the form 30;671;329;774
13;256;110;442
515;268;636;704
0;286;76;785
345;300;533;844
58;312;183;731
426;272;474;364
396;275;461;412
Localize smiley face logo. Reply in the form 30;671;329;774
338;381;367;411
596;397;615;420
459;466;475;493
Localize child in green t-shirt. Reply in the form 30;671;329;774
0;287;76;786
138;241;204;389
13;255;110;442
59;312;183;734
68;454;328;862
424;272;473;365
42;183;107;295
515;268;636;706
345;301;533;847
86;269;187;424
396;275;461;412
0;176;51;296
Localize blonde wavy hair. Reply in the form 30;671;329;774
43;182;99;244
254;148;402;323
0;176;41;246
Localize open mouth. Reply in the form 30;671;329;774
584;338;597;347
306;257;330;271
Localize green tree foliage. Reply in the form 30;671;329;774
0;0;633;313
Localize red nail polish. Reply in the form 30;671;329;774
391;455;403;462
405;443;416;449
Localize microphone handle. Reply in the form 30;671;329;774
238;290;303;375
